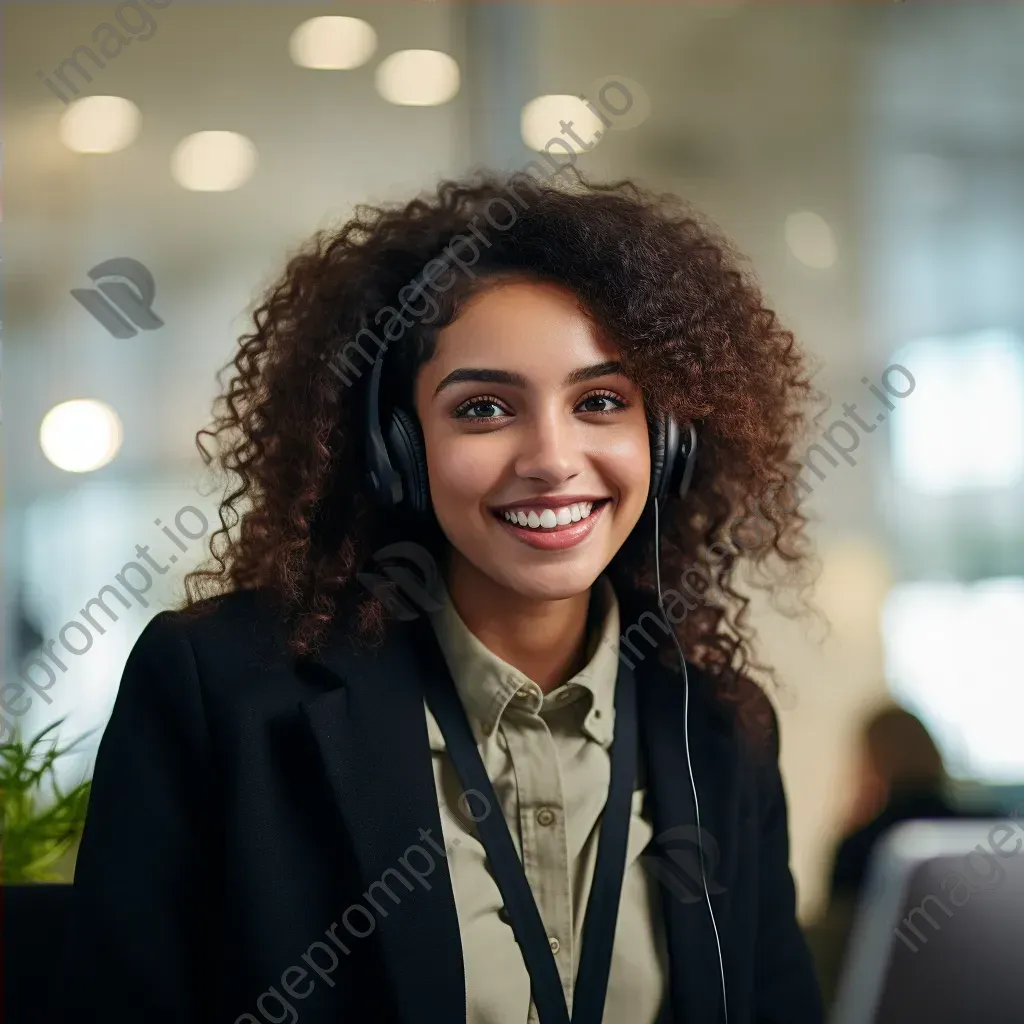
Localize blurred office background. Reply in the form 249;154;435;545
4;0;1024;1004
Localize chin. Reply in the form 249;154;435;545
481;558;607;603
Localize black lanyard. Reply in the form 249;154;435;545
419;626;638;1024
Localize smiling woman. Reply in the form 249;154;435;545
182;170;820;685
59;167;825;1024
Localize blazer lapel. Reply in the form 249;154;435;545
638;654;740;1024
298;616;465;1024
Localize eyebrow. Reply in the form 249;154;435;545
433;360;625;397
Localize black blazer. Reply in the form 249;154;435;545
59;587;822;1024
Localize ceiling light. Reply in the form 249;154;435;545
289;16;377;70
521;95;605;153
785;210;838;269
59;96;140;154
375;50;460;106
40;399;123;473
171;131;257;192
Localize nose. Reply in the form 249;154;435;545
512;405;586;487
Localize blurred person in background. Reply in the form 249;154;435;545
831;705;953;898
807;703;982;1007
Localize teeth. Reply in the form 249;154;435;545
501;502;598;529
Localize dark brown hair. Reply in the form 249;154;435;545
864;705;947;789
182;167;823;722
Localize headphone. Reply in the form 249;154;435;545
362;336;728;1023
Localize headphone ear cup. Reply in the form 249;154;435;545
670;420;698;502
387;407;431;518
648;416;671;506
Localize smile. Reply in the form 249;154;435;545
490;498;612;551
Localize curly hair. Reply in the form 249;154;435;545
182;167;823;721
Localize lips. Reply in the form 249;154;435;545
492;498;612;551
494;499;608;531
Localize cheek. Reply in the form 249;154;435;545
426;435;504;510
600;430;651;503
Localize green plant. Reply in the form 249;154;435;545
1;718;94;883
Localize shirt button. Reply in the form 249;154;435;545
515;688;531;700
498;906;512;925
536;807;555;827
548;936;560;954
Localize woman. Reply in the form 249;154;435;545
61;170;824;1023
807;704;996;1009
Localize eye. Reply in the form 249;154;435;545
452;395;510;420
576;390;628;415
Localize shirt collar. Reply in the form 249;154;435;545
425;574;621;750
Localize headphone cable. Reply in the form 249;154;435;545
652;498;729;1024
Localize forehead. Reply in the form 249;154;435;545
427;277;621;375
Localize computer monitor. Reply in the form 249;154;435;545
830;818;1024;1024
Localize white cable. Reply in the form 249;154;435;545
653;498;729;1024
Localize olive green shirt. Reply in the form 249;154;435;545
424;573;671;1023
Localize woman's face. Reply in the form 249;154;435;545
413;277;651;602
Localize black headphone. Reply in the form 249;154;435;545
363;336;699;515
